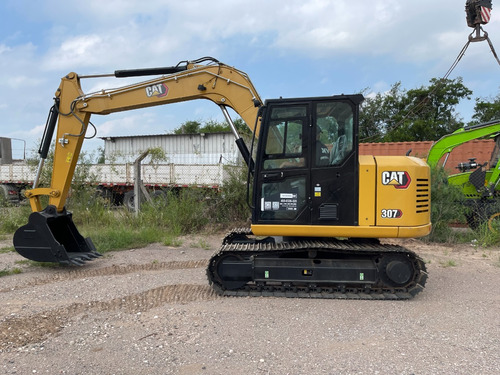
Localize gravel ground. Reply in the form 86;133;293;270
0;233;499;375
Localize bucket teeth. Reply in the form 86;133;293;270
69;258;86;266
75;254;92;261
68;251;102;266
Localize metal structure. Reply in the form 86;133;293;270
102;132;241;165
427;120;500;230
0;136;231;207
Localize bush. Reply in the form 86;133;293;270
134;188;208;235
0;206;31;234
425;166;466;242
209;165;251;224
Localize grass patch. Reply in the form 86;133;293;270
0;205;31;234
13;259;63;268
69;170;250;254
425;167;466;243
163;235;183;247
423;167;500;246
440;259;457;268
86;225;166;254
0;246;14;254
14;259;30;265
462;223;500;247
0;267;22;277
192;239;211;250
0;160;241;261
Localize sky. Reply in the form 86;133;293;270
1;0;499;158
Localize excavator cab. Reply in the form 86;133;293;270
210;94;429;299
253;95;362;229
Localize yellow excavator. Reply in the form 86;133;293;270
14;57;431;299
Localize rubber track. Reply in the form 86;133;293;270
207;229;428;300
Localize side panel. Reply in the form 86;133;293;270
251;223;431;238
375;156;431;227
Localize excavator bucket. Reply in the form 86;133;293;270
13;206;101;265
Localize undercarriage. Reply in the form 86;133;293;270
207;229;427;300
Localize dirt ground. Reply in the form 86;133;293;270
0;233;499;375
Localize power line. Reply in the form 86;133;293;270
361;21;500;142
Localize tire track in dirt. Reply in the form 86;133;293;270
0;260;208;293
0;283;219;350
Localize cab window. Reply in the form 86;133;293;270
314;102;354;166
263;105;306;170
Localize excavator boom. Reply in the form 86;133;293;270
32;58;262;213
14;58;262;264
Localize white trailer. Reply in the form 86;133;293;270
0;135;240;208
0;161;231;206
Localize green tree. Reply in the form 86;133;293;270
173;118;252;136
360;78;472;142
359;82;405;142
174;120;202;134
200;119;230;133
470;93;500;124
233;118;252;137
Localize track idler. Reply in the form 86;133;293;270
13;205;101;265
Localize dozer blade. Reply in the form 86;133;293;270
13;205;101;265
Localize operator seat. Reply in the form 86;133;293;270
330;135;346;165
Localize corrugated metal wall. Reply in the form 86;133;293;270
360;140;495;173
103;132;241;165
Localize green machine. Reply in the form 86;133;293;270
427;120;500;230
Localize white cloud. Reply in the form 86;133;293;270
1;0;498;153
95;112;158;137
0;44;12;54
34;0;473;69
28;124;46;137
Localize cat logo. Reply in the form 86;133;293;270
381;171;411;189
145;83;168;98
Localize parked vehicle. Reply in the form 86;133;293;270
0;134;236;209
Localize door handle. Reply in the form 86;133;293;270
263;172;284;180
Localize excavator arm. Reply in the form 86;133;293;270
14;58;263;264
426;119;500;168
29;58;262;213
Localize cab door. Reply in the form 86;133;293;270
253;101;311;225
310;99;360;226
